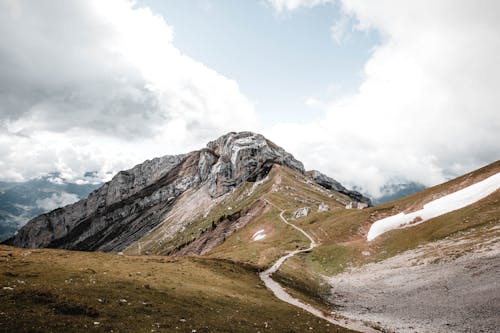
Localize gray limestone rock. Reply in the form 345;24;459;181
293;207;311;219
318;202;330;212
306;170;371;206
5;131;368;252
206;132;304;196
4;132;305;251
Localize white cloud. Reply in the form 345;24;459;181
330;11;352;44
36;192;80;211
0;0;256;182
267;0;500;197
268;0;332;12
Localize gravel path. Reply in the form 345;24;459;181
260;200;379;333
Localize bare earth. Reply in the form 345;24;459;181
327;230;500;333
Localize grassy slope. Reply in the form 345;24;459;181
3;161;497;332
205;166;355;309
282;161;500;285
115;160;500;320
201;161;499;310
130;174;275;256
206;165;347;269
0;245;355;333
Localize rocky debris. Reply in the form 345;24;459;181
345;201;369;210
318;202;330;212
293;207;311;219
307;170;371;206
327;236;500;333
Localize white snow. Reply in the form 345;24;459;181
367;172;500;241
251;229;266;241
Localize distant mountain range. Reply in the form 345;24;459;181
372;182;426;205
0;175;100;241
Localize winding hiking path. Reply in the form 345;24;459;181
260;200;379;333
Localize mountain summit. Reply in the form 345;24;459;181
5;132;370;252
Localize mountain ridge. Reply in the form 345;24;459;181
4;131;370;252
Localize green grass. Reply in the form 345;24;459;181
208;206;309;267
272;254;332;311
0;245;356;333
9;162;494;333
298;189;500;280
306;244;357;276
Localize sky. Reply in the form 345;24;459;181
0;0;499;197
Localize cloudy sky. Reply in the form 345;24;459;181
1;0;499;197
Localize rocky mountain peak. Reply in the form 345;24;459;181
205;132;305;196
4;131;368;252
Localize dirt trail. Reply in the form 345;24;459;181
259;200;379;333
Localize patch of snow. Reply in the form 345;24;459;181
367;172;500;241
251;229;266;241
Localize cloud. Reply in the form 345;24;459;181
267;0;500;197
36;192;80;211
268;0;332;12
0;0;255;181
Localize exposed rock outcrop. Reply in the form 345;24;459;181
206;132;304;196
4;132;305;251
318;202;330;212
293;207;311;219
306;170;371;206
172;199;271;256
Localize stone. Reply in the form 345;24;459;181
4;132;304;252
318;202;330;212
293;207;311;219
306;170;371;206
345;202;369;210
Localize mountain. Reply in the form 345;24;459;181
371;181;426;205
1;132;497;333
5;132;369;252
0;175;100;242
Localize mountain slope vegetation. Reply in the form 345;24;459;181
1;132;498;333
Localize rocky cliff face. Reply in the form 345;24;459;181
306;170;372;206
4;132;312;251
